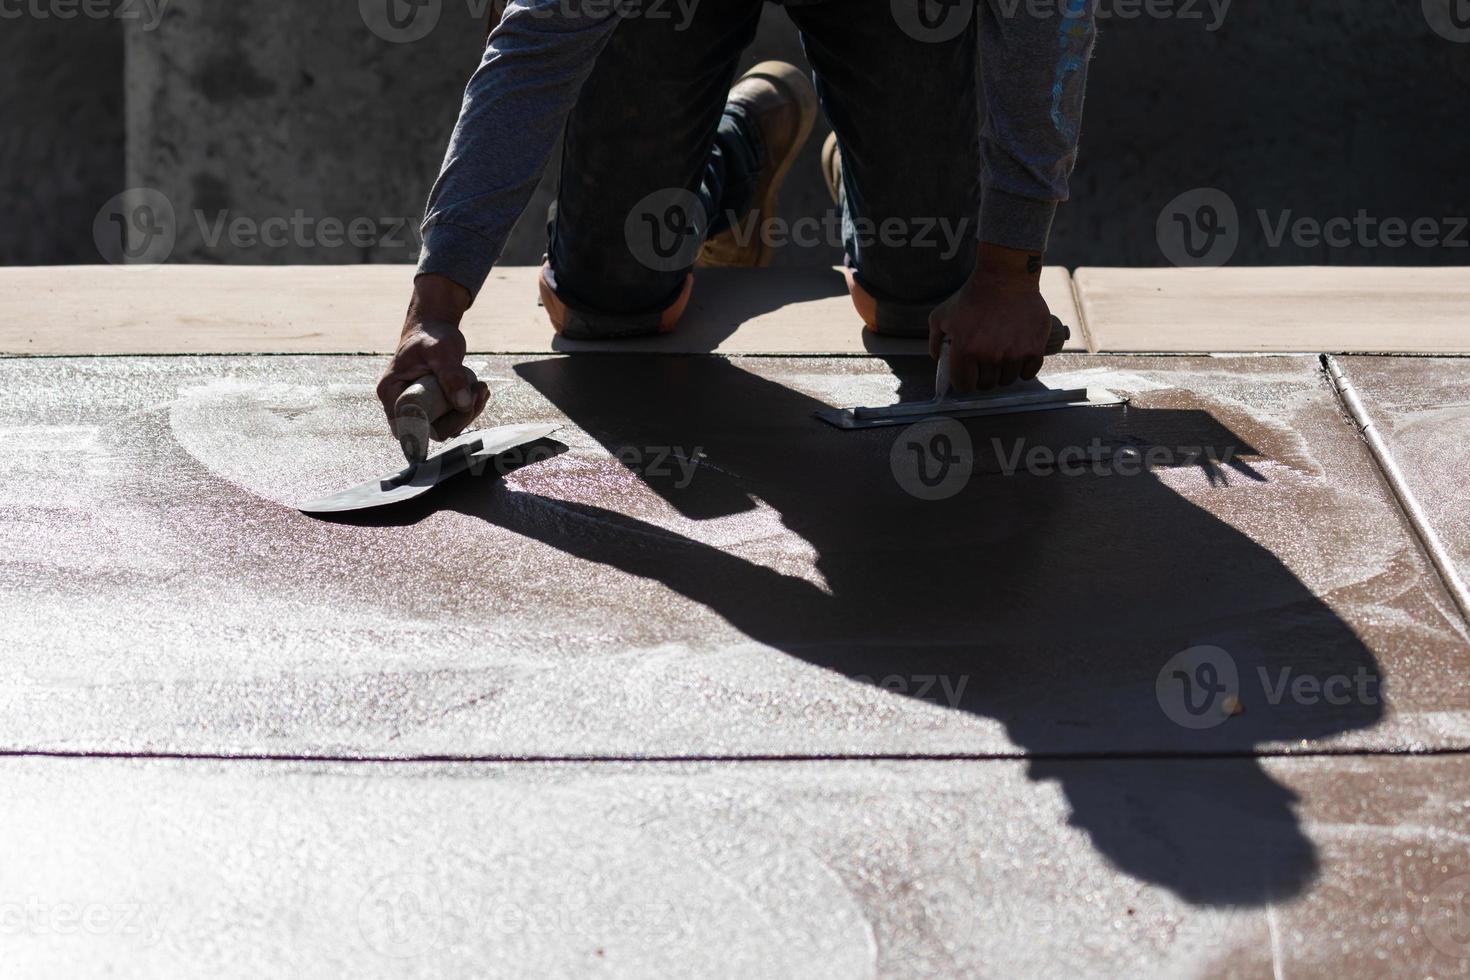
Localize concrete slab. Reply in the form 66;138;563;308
1330;356;1470;616
0;265;1084;356
2;353;1465;757
1072;267;1470;353
4;754;1470;978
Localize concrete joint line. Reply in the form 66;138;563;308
5;747;1470;766
1067;273;1098;353
1324;354;1470;633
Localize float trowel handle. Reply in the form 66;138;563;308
930;315;1069;402
394;367;479;467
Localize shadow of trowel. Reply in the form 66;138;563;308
306;437;569;527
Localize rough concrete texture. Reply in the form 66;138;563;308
0;13;123;264
6;755;1470;978
2;353;1466;758
1334;356;1470;592
23;1;1445;268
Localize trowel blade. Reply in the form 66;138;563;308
814;384;1125;430
298;422;560;514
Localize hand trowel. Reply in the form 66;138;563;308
813;316;1127;430
298;369;559;514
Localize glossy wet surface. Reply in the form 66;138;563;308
3;352;1468;976
1334;356;1470;592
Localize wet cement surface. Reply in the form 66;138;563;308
1334;356;1470;591
2;354;1467;758
5;754;1470;978
5;351;1470;977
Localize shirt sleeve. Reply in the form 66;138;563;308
977;0;1097;252
416;0;621;301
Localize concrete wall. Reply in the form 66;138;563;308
4;1;1468;268
0;13;124;265
1051;2;1470;268
122;1;485;267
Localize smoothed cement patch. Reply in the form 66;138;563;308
3;755;1470;979
1;354;1466;757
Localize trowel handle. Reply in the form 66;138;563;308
395;367;478;466
934;338;952;402
932;316;1068;399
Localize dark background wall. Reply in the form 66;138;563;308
0;12;125;264
4;0;1468;268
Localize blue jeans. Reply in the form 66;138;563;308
547;0;980;339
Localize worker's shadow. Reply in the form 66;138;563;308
453;354;1384;907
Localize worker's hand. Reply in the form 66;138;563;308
377;274;490;441
929;244;1052;392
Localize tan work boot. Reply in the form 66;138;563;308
821;131;842;206
697;61;818;268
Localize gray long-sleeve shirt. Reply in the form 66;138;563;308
417;0;1096;299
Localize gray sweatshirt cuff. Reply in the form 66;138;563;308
416;221;501;302
980;188;1058;254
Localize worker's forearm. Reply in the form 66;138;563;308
408;274;472;329
977;0;1097;253
975;241;1044;279
416;1;620;302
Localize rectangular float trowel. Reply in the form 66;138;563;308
813;316;1126;430
298;368;559;514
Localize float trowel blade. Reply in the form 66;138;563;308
298;422;559;515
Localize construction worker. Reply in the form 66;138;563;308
378;0;1097;439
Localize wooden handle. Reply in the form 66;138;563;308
394;367;478;465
